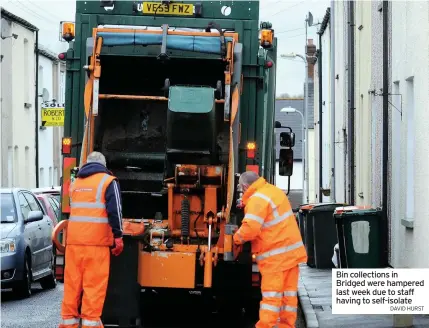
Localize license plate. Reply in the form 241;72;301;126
142;2;194;16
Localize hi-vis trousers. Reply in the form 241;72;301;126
256;265;300;328
59;245;110;328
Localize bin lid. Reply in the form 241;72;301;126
334;206;381;217
308;203;346;213
334;205;372;214
299;203;316;212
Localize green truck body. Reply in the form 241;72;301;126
57;0;280;324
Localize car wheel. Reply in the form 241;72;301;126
14;253;32;298
40;250;57;290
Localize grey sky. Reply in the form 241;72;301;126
260;0;329;96
2;0;329;95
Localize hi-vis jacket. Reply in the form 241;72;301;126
233;177;307;273
67;162;123;246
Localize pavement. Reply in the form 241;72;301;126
1;282;306;328
298;264;429;328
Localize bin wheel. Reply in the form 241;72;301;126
135;318;142;328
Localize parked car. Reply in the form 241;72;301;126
1;188;56;298
35;193;60;227
32;186;61;202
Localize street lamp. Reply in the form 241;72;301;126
280;52;309;203
281;107;305;203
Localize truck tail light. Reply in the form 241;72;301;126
246;165;259;174
62;137;72;155
247;142;256;159
264;61;273;69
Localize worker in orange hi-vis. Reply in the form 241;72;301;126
233;171;307;328
59;151;124;328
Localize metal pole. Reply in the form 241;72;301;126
330;0;336;202
280;53;309;203
287;110;305;203
348;1;355;204
296;54;309;203
297;110;305;204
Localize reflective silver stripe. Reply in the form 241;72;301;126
81;319;102;326
243;214;265;225
69;216;109;223
70;202;106;209
256;241;304;261
262;291;282;298
251;192;275;207
251;192;293;229
263;209;293;228
61;318;80;325
281;305;297;312
260;303;281;313
283;291;297;297
96;174;110;202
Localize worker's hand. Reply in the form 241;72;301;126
111;237;124;256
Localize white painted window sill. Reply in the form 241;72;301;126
401;218;414;229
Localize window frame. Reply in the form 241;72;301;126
23;192;44;213
18;192;31;221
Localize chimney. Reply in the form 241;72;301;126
306;39;317;81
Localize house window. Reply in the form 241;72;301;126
49;166;53;186
40;167;45;187
38;65;44;96
24;39;29;103
7;146;13;188
60;70;65;103
392;82;401;221
405;77;414;223
25;146;30;187
13;146;19;187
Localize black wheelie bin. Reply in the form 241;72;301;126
334;206;383;268
102;232;141;327
299;204;316;267
309;203;345;269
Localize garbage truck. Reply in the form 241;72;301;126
52;0;294;325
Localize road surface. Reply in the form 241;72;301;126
1;283;306;328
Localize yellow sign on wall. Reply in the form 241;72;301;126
41;102;65;127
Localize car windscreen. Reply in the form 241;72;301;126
1;193;18;223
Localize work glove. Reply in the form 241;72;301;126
111;237;124;256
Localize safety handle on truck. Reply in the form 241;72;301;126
52;220;68;253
